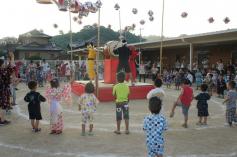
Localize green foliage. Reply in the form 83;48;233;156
51;25;145;51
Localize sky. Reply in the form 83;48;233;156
0;0;236;39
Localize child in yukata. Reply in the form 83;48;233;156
78;82;99;136
143;97;168;157
45;78;71;134
223;81;237;127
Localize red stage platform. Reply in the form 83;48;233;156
71;81;154;102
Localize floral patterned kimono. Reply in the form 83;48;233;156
45;84;71;132
0;64;14;110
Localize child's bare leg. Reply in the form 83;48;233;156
125;119;129;131
82;124;86;133
203;117;207;124
184;115;188;126
199;117;202;123
89;124;93;132
35;120;39;129
31;120;35;129
170;102;177;117
116;120;121;131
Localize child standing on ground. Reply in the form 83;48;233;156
195;84;211;125
24;81;46;132
170;79;193;128
113;72;130;134
45;79;71;134
223;81;237;127
78;82;99;136
143;97;168;157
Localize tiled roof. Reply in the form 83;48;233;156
16;42;62;52
20;29;51;38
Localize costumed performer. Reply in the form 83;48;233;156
126;46;139;82
86;42;96;81
45;78;72;134
113;40;134;85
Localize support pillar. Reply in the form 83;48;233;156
189;43;193;71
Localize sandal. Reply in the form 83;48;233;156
113;130;121;135
125;130;130;135
88;132;94;136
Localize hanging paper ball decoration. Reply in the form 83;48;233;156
95;0;102;8
149;16;154;21
132;8;138;14
140;20;145;25
73;17;78;22
114;3;120;10
208;17;214;23
53;24;58;28
223;17;230;24
148;10;154;16
181;12;188;18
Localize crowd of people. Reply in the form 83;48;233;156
1;49;237;157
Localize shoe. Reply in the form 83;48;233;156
34;128;41;132
56;131;62;134
125;130;130;135
15;88;18;90
202;123;208;126
113;130;121;135
182;124;188;128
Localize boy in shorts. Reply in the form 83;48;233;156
170;79;193;128
113;72;130;134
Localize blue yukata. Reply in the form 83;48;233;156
143;114;168;157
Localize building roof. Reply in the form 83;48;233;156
68;36;98;49
15;42;62;52
19;29;51;39
132;29;237;50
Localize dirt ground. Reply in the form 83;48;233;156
0;83;237;157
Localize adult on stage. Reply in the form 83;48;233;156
126;46;138;83
114;40;134;85
86;42;96;81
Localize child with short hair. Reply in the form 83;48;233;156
170;79;193;128
217;74;226;98
45;78;71;134
24;81;46;132
78;82;99;136
143;97;168;157
147;78;165;101
223;81;237;127
113;72;130;134
195;84;211;125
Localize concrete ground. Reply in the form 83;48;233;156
0;82;237;157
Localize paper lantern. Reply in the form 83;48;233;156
208;17;214;23
36;0;52;4
132;8;138;14
53;24;58;28
181;12;188;18
224;17;230;24
114;3;120;10
140;20;145;25
148;10;154;16
149;16;154;21
132;24;136;29
78;14;83;19
90;3;98;13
